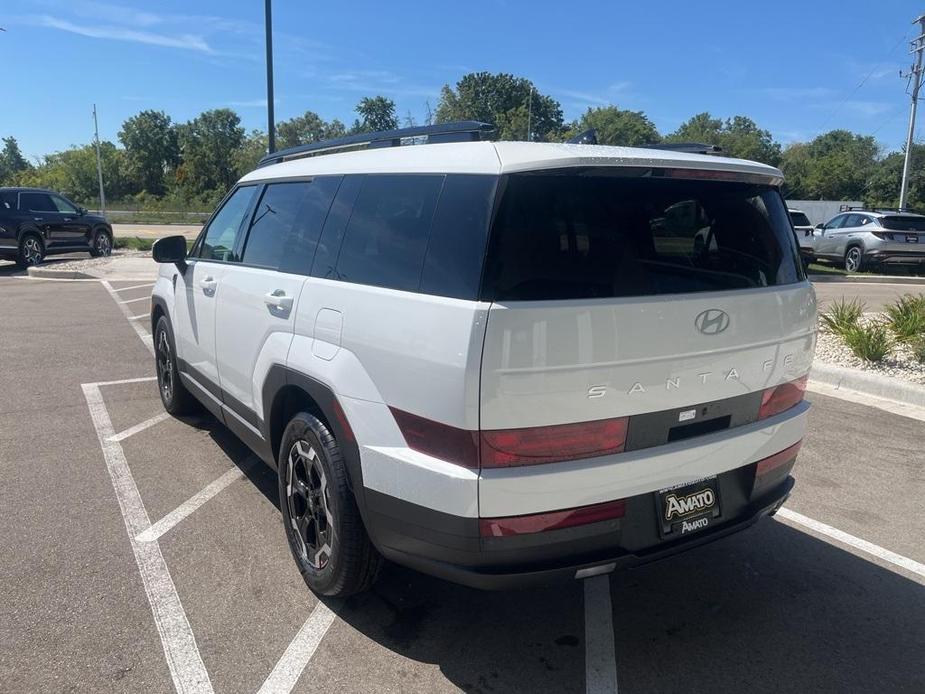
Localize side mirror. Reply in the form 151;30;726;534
77;206;86;216
814;223;825;229
153;235;187;264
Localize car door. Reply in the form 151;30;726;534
18;191;67;247
816;214;847;257
49;194;92;246
171;185;258;405
213;179;338;429
831;214;862;256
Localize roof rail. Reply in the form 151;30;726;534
257;120;495;167
839;205;919;214
644;142;723;155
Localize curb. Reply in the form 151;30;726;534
809;274;925;285
27;267;96;280
810;361;925;409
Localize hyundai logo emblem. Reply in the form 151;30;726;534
694;309;730;335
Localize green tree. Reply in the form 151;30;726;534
435;72;563;141
668;112;781;165
865;145;925;210
780;130;879;201
15;142;129;204
0;136;30;184
118;110;179;195
351;96;398;134
276;111;346;149
234;130;269;177
176;109;245;196
563;106;660;146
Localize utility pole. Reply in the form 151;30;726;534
92;104;106;215
900;13;925;210
265;0;276;154
526;87;533;142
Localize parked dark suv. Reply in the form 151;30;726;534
0;188;113;267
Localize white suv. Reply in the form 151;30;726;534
150;122;816;597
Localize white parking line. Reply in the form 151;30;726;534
114;282;155;292
119;296;151;305
94;375;157;387
584;575;618;694
257;601;337;694
777;507;925;581
128;313;148;321
82;382;214;694
137;466;246;543
108;411;172;443
102;279;154;355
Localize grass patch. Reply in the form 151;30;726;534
842;322;892;362
884;294;925;342
820;297;865;336
113;237;155;251
807;262;847;276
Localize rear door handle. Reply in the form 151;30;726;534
264;290;293;311
199;276;216;292
33;217;44;222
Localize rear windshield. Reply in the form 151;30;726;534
482;172;802;301
789;211;811;227
880;216;925;232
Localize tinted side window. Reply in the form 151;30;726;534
200;186;257;262
421;174;497;300
20;192;56;212
335;175;443;292
242;182;313;269
311;175;363;279
826;215;846;229
278;176;341;276
51;195;78;214
0;191;15;209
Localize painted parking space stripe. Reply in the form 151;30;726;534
119;295;152;305
108;411;173;443
777;507;925;581
256;600;337;694
128;313;148;321
83;381;213;694
584;575;618;694
136;466;247;543
102;279;154;355
113;282;155;292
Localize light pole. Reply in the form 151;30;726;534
92;104;106;215
900;13;925;210
265;0;276;154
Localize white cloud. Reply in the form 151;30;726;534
30;15;212;52
756;86;836;101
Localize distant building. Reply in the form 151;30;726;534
785;200;863;225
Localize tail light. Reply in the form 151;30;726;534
390;408;628;470
756;440;802;477
872;232;894;240
479;499;626;537
758;375;807;420
480;417;629;468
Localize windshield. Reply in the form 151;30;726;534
789;212;811;227
482;171;803;301
881;216;925;232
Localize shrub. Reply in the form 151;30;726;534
910;336;925;364
885;294;925;342
820;297;865;337
113;236;155;252
842;322;892;362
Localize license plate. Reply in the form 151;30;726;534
656;476;721;537
907;235;919;243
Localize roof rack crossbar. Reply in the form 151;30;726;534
644;142;723;155
257;120;495;167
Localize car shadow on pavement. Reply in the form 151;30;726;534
323;518;923;694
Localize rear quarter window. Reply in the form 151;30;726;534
482;171;802;301
881;216;925;232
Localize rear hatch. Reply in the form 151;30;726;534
479;169;816;441
879;215;925;250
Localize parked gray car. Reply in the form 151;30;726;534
808;208;925;272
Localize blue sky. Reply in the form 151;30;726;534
1;0;921;160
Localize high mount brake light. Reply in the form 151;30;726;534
759;376;808;420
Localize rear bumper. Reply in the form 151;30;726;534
865;248;925;264
365;457;797;591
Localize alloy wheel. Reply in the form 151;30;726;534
96;232;112;256
845;248;862;272
156;329;174;402
22;237;42;265
286;439;334;569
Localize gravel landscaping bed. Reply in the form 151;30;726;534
815;314;925;385
39;250;151;273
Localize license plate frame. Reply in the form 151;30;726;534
656;476;722;538
907;234;919;243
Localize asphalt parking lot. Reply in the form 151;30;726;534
0;267;923;693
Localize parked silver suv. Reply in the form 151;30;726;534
810;208;925;272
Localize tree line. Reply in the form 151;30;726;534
0;71;921;211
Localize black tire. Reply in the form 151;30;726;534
154;316;199;415
15;233;44;268
89;228;113;257
279;412;380;597
844;245;865;273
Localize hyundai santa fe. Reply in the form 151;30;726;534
149;121;816;597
